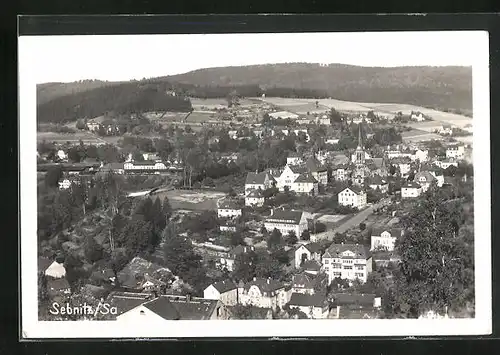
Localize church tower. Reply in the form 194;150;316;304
355;124;365;165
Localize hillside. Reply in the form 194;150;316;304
37;80;122;105
166;63;472;111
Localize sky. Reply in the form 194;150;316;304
19;31;484;84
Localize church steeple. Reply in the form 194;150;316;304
357;123;363;149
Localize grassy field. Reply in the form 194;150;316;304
186;111;217;123
401;129;443;142
37;131;105;144
190;98;228;109
154;189;226;211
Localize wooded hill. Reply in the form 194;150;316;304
166;63;473;111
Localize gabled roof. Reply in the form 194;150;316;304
323;244;370;259
38;257;52;273
245;171;269;185
107;291;154;315
371;227;403;238
211;280;238;294
302;259;322;271
246;189;264;198
218;199;243;210
402;181;421;189
367;175;387;186
288;292;327;308
330;293;376;307
339;186;365;195
143;296;181;320
297;242;322;254
414;171;436;182
294;172;318;184
288;164;308;175
244;278;285;293
228;245;255;258
390;157;412;164
266;210;303;225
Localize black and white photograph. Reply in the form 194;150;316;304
19;29;491;338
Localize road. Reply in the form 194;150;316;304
312;198;390;242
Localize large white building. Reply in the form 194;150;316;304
269;111;299;120
414;171;437;192
294;242;323;269
203;280;239;306
338;187;367;209
446;145;465;160
245;189;265;207
245;171;275;194
322;244;373;284
401;181;423;198
264;209;308;237
238;278;291;311
123;161;167;172
370;228;404;251
217;199;243;219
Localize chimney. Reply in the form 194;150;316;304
253;277;257;282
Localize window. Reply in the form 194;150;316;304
140;310;145;315
333;272;341;277
344;265;353;270
355;273;364;277
324;259;330;264
356;266;364;271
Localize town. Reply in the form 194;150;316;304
37;81;475;321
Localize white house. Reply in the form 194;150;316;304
370;228;404;251
333;164;350;181
322;244;372;284
391;157;413;178
264;209;308;237
366;176;388;193
287;153;304;166
294;242;323;269
438;124;453;135
401;181;423;198
277;164;307;191
217;199;243;219
291;172;319;195
123;161;167;171
58;178;72;190
305;157;328;186
338;187;367;209
287;292;329;319
411;112;426;122
45;260;66;279
238;278;290;311
203;280;238;306
245;189;265;207
446;145;465;160
245;171;274;194
433;158;459;170
414;171;437;192
413;149;429;162
291;272;328;295
57;150;67;161
429;169;445;187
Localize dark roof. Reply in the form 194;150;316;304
245;171;269;185
218;199;243;210
294;172;318;184
414;171;436;182
288;292;327;308
299;242;322;254
367;175;387;186
211;280;237;294
302;259;322;271
305;157;327;173
340;186;364;195
165;295;219;320
330;293;376;307
402;181;421;189
371;227;403;238
246;189;264;198
101;163;124;170
107;291;154;315
288;164;308;175
266;210;303;225
129;161;156;166
47;278;70;291
227;306;272;319
228;245;255;257
323;244;370;259
244;278;285;293
390;157;412;164
143;296;181;320
38;257;52;273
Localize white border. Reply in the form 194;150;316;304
19;31;491;339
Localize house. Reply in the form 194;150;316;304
107;291;155;318
294;242;323;269
86;120;100;131
142;152;161;161
413;148;429;162
370;228;404;251
218;245;255;272
269;111;299;120
433;158;459;170
238;277;290;310
245;171;274;194
291;272;328;295
57;150;67;161
438;124;453;135
58;178;72;190
287;152;304;166
292;172;319;195
123;161;167;172
287;292;329;319
203;280;238;306
411;111;426;122
325;138;340;145
245;189;265;207
333;164;350;181
305;157;328;186
45;260;66;279
330;293;382;319
264;209;308;237
302;260;322;275
391;157;413;178
401;181;423;198
100;162;125;175
414;171;437;192
47;278;71;299
117;295;228;321
366;176;388;193
38;257;53;275
338;186;367;209
446;145;465;160
322;243;372;284
228;130;238;139
217;199;243;219
117;257;172;292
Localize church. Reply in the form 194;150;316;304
351;125;372;186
